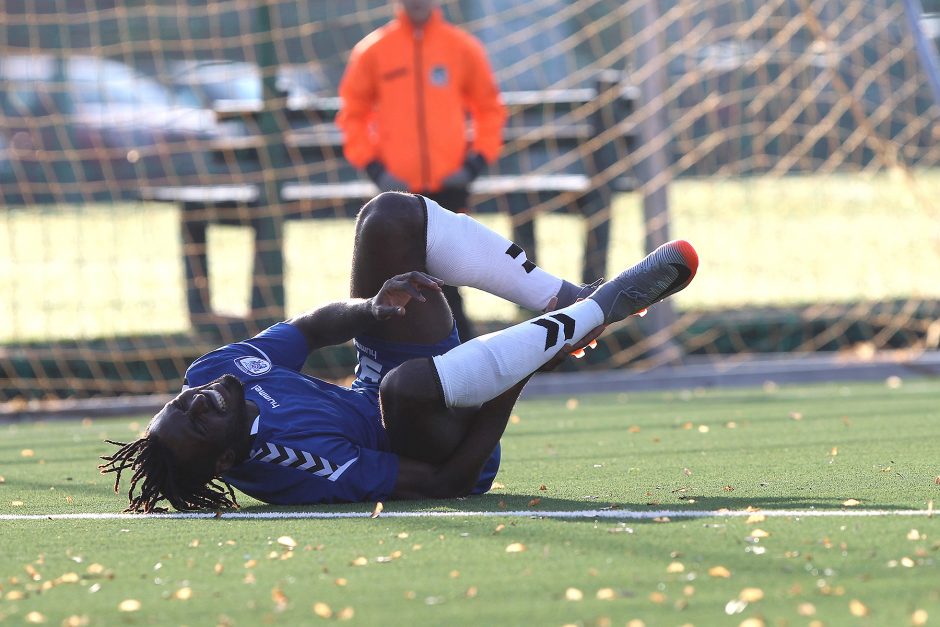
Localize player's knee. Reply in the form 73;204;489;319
357;192;424;242
380;359;442;417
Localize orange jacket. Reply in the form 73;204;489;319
337;7;506;192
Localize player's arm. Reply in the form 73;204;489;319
288;271;444;351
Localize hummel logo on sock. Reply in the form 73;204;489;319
505;243;536;274
531;313;576;350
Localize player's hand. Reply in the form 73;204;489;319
538;324;606;372
371;272;444;320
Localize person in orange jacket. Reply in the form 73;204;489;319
338;0;507;341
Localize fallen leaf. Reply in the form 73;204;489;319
748;529;770;538
739;587;764;602
708;566;731;578
723;485;735;492
25;612;45;624
491;481;506;489
337;607;355;621
313;602;332;618
277;536;297;549
628;425;641;433
907;529;922;541
505;542;526;553
912;609;928;625
648;591;666;604
596;587;616;600
666;562;685;573
21;449;35;457
797;602;816;616
789;411;803;421
351;556;368;566
564;587;583;601
173;587;192;600
272;588;289;610
739;619;765;627
117;599;141;612
566;398;579;410
746;513;766;524
842;499;861;507
849;599;869;617
465;586;478;598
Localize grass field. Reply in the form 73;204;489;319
2;170;940;342
2;379;939;625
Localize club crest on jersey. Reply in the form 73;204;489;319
235;356;271;376
429;65;449;86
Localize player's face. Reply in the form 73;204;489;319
398;0;436;25
148;374;252;476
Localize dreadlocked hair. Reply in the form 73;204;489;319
99;437;239;513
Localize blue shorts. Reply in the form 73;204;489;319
352;326;500;495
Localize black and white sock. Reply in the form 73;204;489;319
423;196;579;311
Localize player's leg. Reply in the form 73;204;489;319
381;239;698;460
431;239;698;407
350;192;590;342
350;192;455;344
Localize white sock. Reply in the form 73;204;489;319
432;299;605;407
423;196;563;311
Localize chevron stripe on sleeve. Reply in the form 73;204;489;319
250;442;358;482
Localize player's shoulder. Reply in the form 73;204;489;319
185;341;269;386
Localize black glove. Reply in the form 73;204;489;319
440;152;487;189
365;161;408;192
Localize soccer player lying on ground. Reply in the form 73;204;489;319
100;192;698;512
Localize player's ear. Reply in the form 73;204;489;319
215;449;237;474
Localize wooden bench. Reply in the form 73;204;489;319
140;76;637;329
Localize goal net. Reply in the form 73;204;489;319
2;0;939;402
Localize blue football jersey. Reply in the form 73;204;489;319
184;322;500;505
185;323;398;504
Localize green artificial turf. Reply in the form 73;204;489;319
2;379;939;625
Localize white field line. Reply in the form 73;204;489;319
0;508;935;521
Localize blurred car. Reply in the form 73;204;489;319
165;59;329;108
0;54;221;200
